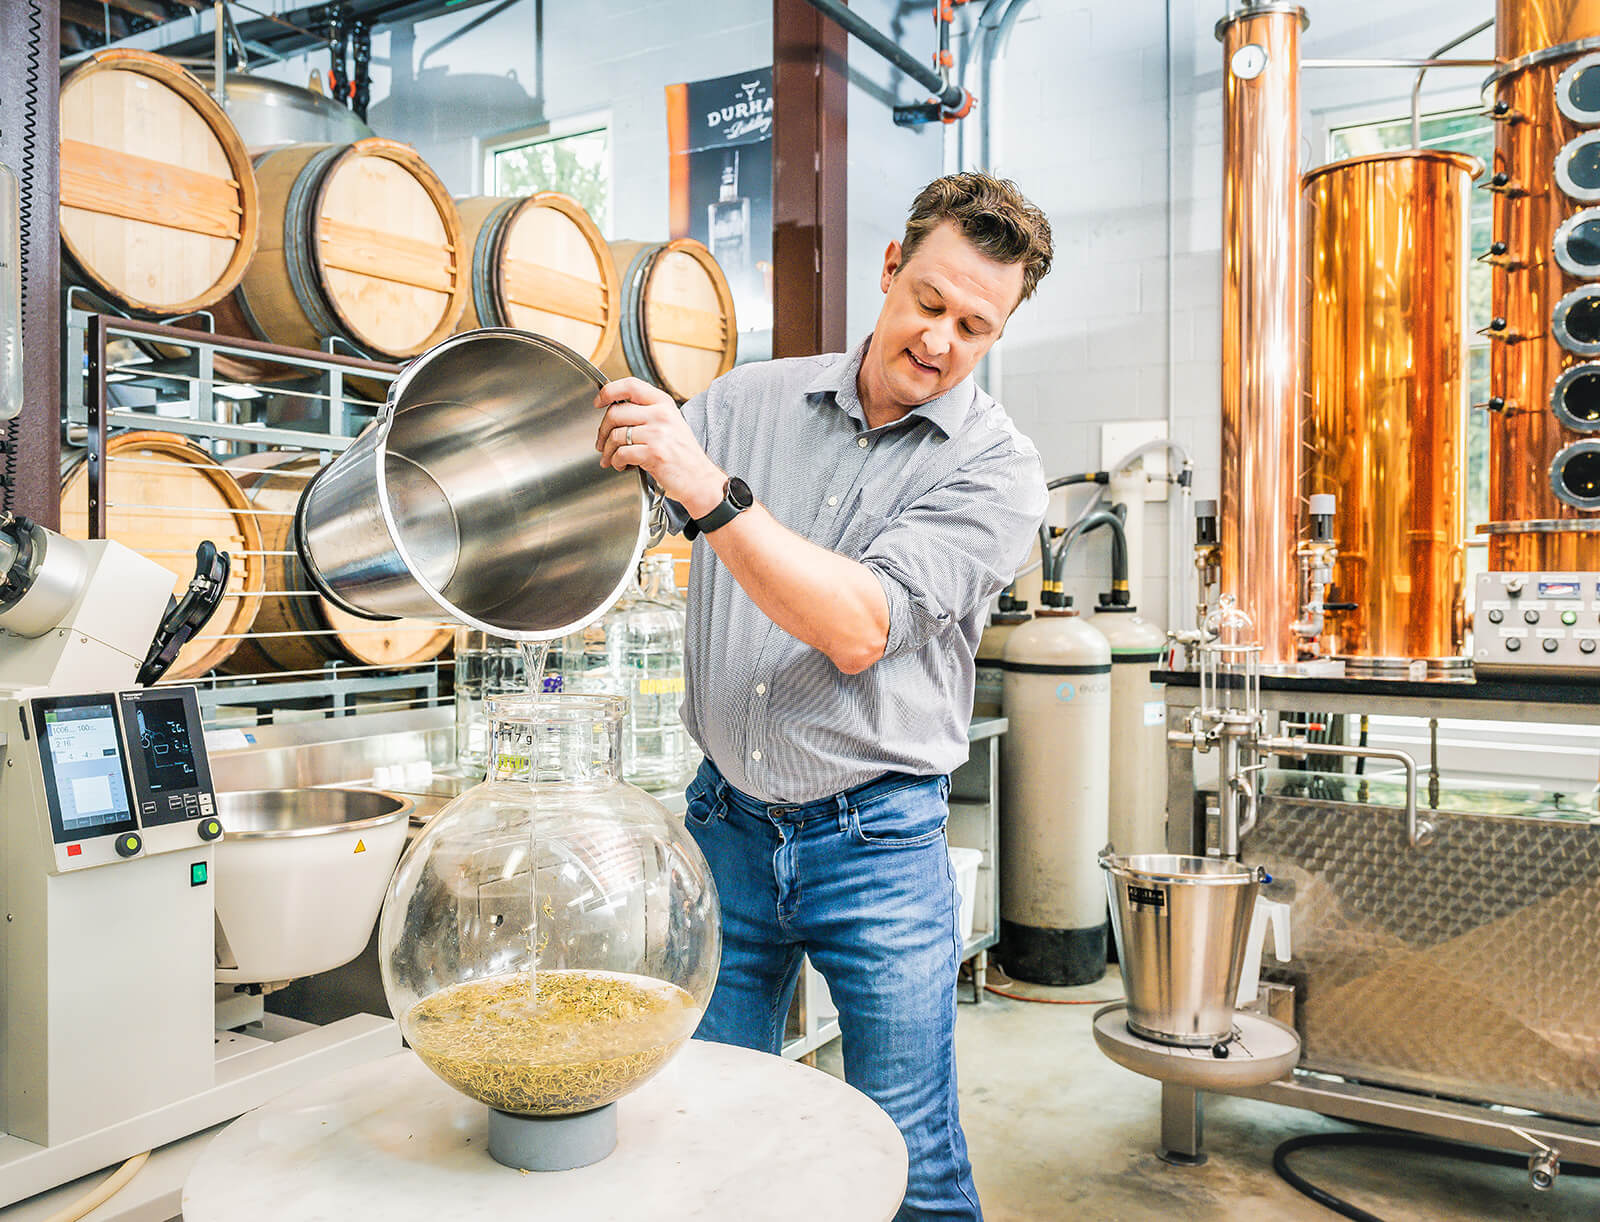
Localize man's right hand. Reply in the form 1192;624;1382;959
593;378;727;519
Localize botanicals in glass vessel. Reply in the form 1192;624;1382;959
379;694;720;1170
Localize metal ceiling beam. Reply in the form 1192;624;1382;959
100;0;503;61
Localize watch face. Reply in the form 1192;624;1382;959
728;477;754;509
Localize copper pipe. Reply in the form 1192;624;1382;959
1219;3;1305;665
1487;32;1600;569
1303;151;1478;665
1496;0;1600;62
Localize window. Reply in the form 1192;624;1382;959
486;124;610;232
1328;111;1493;582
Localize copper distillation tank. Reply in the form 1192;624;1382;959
1482;0;1600;568
1302;151;1480;678
1215;2;1483;675
1217;2;1307;668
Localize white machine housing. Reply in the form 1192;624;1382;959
0;522;397;1210
1;533;173;698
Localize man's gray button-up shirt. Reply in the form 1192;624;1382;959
672;336;1048;804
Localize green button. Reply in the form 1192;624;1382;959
191;861;208;887
1562;610;1578;625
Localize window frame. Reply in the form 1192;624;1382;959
480;110;614;236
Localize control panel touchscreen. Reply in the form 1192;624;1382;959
33;696;138;845
119;687;215;828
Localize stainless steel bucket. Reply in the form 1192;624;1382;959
295;328;649;640
1100;852;1267;1047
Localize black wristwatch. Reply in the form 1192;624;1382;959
684;476;754;540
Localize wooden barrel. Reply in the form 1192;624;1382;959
455;193;620;365
59;50;259;317
59;431;264;679
222;452;452;673
601;239;737;401
225;138;467;361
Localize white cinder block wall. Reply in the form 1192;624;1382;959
992;0;1490;632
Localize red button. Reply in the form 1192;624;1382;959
66;844;82;857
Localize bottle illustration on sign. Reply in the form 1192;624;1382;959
707;149;752;278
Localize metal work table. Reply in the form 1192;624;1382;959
1154;668;1600;724
1153;670;1600;1174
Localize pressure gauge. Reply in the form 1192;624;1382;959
1230;44;1269;80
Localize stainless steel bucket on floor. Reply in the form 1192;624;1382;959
1100;852;1266;1047
295;328;650;640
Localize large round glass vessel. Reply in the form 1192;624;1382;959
379;693;719;1162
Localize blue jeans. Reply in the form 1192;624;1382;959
685;758;981;1222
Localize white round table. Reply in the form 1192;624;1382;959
182;1041;907;1222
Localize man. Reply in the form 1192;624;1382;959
593;172;1051;1221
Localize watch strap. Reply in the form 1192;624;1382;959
684;478;750;540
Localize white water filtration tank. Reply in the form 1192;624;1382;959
1091;606;1168;856
999;605;1112;985
973;603;1031;718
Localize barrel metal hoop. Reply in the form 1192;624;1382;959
283;145;353;346
475;198;518;329
619;244;663;387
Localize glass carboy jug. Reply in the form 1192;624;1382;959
557;556;691;788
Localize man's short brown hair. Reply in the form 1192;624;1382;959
900;172;1053;306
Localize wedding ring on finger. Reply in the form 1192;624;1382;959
626;425;635;447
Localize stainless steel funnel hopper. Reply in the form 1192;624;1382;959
296;329;648;640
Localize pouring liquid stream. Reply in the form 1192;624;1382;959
517;641;553;977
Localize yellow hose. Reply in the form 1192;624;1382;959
43;1150;149;1222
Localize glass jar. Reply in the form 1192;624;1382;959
453;629;561;772
555;559;690;789
379;694;720;1169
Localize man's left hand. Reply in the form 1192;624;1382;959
594;378;726;518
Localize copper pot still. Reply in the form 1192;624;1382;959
1302;151;1480;676
1484;0;1600;569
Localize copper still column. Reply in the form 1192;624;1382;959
1218;3;1306;665
1484;0;1600;568
1303;152;1479;677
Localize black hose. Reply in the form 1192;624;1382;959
1052;508;1128;592
1046;470;1108;491
1274;1131;1598;1222
3;2;42;514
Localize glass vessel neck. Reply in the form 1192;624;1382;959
486;694;627;784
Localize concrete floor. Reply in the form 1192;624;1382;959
816;971;1600;1221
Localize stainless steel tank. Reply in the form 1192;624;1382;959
1091;606;1168;856
998;605;1112;985
190;69;375;149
